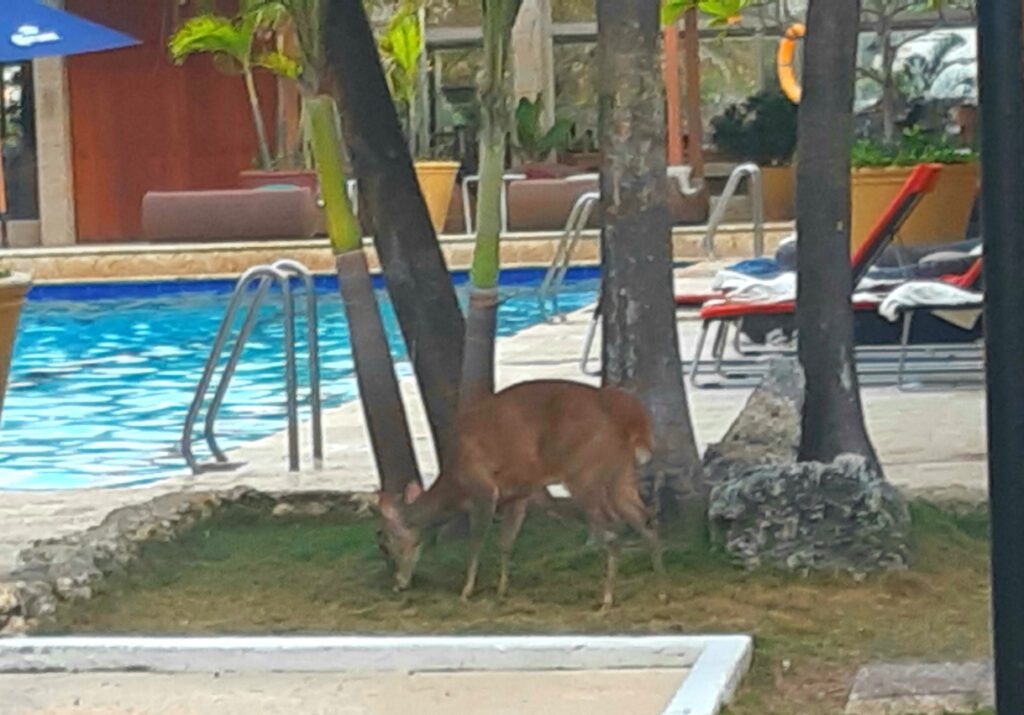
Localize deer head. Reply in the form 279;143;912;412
376;482;424;591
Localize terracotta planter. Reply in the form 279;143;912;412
760;165;795;222
414;161;460;234
238;169;319;193
0;273;30;425
850;162;979;252
560;152;601;172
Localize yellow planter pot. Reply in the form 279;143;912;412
761;165;795;222
414;161;460;235
850;162;979;252
0;273;31;425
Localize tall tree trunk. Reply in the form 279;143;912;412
879;17;898;144
462;0;520;402
308;95;422;494
597;0;706;526
324;0;466;473
243;64;274;170
795;0;880;467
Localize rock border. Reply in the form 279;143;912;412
0;487;373;636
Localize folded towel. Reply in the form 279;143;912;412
878;281;983;322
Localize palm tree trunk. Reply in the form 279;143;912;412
308;95;421;493
325;0;466;474
243;64;274;170
596;0;706;527
462;0;518;401
795;0;879;468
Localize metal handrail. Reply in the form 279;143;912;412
538;191;600;320
461;172;527;235
272;260;323;467
667;164;704;197
702;162;765;259
182;261;322;475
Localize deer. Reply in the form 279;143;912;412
376;379;665;609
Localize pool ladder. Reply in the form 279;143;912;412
538;191;600;320
181;259;323;475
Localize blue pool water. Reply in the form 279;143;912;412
2;269;599;491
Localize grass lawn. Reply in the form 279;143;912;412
49;500;993;715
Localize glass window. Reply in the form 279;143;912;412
2;63;39;220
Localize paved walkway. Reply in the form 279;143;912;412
0;669;689;715
0;264;987;576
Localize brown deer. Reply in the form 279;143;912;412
377;379;665;608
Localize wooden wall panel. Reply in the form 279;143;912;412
66;0;276;242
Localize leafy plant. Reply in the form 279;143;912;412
851;126;977;168
661;0;749;27
169;9;298;169
857;0;975;142
513;96;573;163
894;32;974;101
711;90;798;166
377;3;425;155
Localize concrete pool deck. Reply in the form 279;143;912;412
0;262;987;578
2;669;691;715
0;635;752;715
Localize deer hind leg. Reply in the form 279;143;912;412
599;526;621;612
617;483;665;577
497;497;530;598
617;488;669;603
461;492;497;601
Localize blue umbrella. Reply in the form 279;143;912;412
0;0;137;238
0;0;138;63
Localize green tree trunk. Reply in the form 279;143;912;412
596;0;706;528
462;0;521;402
243;64;274;170
308;95;422;493
324;0;467;473
795;0;880;468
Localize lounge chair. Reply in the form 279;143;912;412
878;258;984;390
685;165;992;386
578;163;947;378
675;162;945;307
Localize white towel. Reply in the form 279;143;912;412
715;273;797;303
878;281;983;322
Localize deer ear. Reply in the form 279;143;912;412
378;492;399;521
404;481;424;505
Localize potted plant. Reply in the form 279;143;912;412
378;4;459;234
711;89;799;221
168;8;317;191
0;266;30;425
850;127;978;250
512;95;573;166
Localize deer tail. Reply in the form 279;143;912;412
600;387;654;466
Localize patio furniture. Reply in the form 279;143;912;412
141;187;319;242
684;163;946;385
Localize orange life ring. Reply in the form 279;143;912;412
777;23;805;104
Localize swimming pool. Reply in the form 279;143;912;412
1;268;599;491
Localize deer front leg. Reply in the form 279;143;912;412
461;496;497;601
601;531;621;612
497;497;529;598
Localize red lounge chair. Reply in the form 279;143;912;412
686;164;986;385
674;163;944;307
886;257;984;389
579;164;945;378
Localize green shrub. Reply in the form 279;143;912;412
852;127;977;169
711;90;798;167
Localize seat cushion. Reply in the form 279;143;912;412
142;188;318;242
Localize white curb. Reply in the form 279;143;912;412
0;634;752;715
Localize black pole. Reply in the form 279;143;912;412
978;1;1024;711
